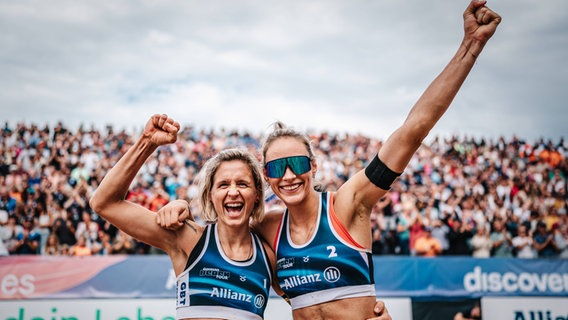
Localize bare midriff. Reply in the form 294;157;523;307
291;296;377;320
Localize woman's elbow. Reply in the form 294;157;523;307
89;191;106;214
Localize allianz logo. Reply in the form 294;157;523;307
463;267;568;293
323;267;340;283
210;287;266;308
513;310;568;320
281;267;341;289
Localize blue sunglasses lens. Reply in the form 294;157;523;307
265;156;311;178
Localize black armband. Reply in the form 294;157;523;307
364;155;402;190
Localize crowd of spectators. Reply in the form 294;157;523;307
0;120;566;259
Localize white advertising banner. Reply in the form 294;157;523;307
1;299;176;320
0;297;411;320
381;297;413;320
481;297;568;320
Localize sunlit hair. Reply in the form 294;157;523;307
198;148;265;223
261;121;324;191
261;121;315;164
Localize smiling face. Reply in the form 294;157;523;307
210;160;259;227
263;137;317;207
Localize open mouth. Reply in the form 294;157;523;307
224;202;244;216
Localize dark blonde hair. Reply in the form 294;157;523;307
261;121;315;165
261;121;324;191
198;148;265;223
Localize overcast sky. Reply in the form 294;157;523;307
1;0;567;143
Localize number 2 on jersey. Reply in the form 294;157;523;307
327;245;337;258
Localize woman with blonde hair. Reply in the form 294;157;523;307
91;114;275;320
161;1;501;318
44;233;60;255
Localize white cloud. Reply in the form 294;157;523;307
1;0;567;142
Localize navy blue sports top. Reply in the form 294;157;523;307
274;192;375;310
176;223;272;320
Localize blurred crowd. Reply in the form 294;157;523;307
0;121;566;259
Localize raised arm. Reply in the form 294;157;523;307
378;0;501;173
89;114;197;258
341;0;502;210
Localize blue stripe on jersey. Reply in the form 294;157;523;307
177;223;271;318
275;192;374;300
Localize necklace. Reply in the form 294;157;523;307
244;242;253;261
231;243;253;262
222;236;253;262
241;236;253;261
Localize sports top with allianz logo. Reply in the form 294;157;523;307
274;192;376;310
176;223;272;320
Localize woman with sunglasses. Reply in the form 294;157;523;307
90;114;277;320
91;114;390;320
160;1;500;318
256;1;500;319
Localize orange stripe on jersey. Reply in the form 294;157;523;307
328;193;365;249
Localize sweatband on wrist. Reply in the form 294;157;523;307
364;155;402;190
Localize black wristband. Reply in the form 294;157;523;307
364;155;402;190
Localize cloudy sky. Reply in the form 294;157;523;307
1;0;566;143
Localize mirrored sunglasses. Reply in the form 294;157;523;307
264;156;312;178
